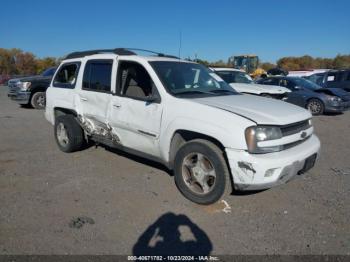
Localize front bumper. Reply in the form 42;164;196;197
225;134;321;191
8;90;31;104
325;101;350;113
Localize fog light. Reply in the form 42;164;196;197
265;168;279;177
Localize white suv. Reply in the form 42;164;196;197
45;48;320;204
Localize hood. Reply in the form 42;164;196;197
9;75;51;83
193;94;311;125
230;83;290;94
314;88;350;101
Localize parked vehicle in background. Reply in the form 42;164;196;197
305;69;350;92
7;67;57;109
0;75;11;85
257;76;350;115
211;68;290;99
267;68;288;76
45;48;320;205
288;69;329;77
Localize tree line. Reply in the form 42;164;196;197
1;48;350;76
191;54;350;71
0;48;58;76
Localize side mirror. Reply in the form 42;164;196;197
145;92;161;104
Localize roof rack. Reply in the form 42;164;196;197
65;48;179;59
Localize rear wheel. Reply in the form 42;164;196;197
54;115;84;153
174;139;229;205
307;98;324;115
31;92;46;109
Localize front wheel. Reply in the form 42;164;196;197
307;98;324;115
30;92;46;109
174;139;230;205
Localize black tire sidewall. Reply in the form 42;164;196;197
174;141;226;205
54;115;83;153
31;92;46;109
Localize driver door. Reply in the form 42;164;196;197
108;61;163;157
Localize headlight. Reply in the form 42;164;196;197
16;81;31;91
245;126;283;154
330;96;342;103
308;118;312;127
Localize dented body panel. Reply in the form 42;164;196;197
226;134;320;190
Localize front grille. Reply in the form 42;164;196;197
283;136;311;150
280;120;310;137
8;81;18;92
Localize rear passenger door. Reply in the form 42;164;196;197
79;59;113;123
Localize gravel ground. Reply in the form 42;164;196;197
0;86;349;255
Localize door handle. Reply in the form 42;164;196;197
81;97;88;102
113;104;121;109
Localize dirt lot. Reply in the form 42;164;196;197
0;86;349;255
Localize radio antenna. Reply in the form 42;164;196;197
178;30;182;59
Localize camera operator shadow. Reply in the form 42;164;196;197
132;212;213;256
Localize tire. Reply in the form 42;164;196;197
174;139;230;205
54;115;84;153
306;98;324;115
30;92;46;109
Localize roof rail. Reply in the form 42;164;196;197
65;48;136;59
65;48;179;59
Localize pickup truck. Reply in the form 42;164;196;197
8;67;56;109
45;48;320;204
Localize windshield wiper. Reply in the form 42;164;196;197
174;90;215;96
209;89;237;94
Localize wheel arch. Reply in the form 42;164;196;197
168;129;226;170
54;107;78;122
29;85;47;99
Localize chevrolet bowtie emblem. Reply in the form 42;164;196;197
301;131;307;139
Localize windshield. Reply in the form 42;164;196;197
292;77;322;90
150;61;237;96
41;67;56;77
217;70;253;84
305;74;324;85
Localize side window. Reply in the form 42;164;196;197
347;71;350;81
83;60;112;92
216;71;232;83
53;63;80;88
337;71;347;82
326;72;337;82
117;61;158;101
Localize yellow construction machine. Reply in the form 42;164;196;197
229;55;266;78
